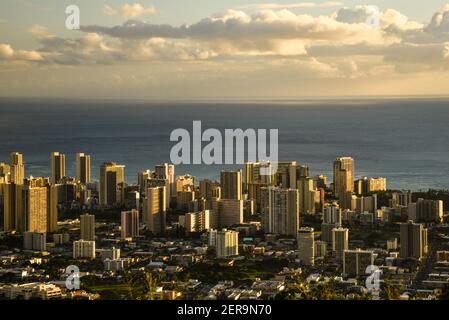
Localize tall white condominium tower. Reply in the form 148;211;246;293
51;152;66;184
76;153;91;184
298;227;315;266
216;229;239;258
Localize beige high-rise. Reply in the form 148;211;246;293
10;152;24;185
216;229;239;258
76;153;91;184
51;152;66;184
145;186;166;235
333;157;354;200
23;178;48;233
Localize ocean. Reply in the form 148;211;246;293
0;97;448;191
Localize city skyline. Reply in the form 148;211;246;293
2;1;449;98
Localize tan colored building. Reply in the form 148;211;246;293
10;152;24;185
333;157;354;202
23;177;48;233
216;229;239;258
182;210;210;233
145;186;166;235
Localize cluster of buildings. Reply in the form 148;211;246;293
0;152;447;300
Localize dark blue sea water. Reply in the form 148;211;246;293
0;97;448;191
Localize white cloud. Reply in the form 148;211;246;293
237;1;343;10
27;24;51;37
103;3;156;18
0;43;43;61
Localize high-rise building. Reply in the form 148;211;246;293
121;209;139;239
315;240;327;258
75;153;91;184
23;177;48;233
73;240;96;259
343;249;375;277
408;198;443;223
211;199;243;229
23;232;46;251
355;177;387;195
216;229;239;258
3;182;22;232
145;186;166;235
298;227;315;266
199;179;221;200
155;163;174;203
137;170;153;194
297;176;318;215
244;162;272;212
0;162;10;181
99;162;125;206
332;227;349;260
10;152;24;184
50;152;66;184
182;210;210;233
391;191;412;208
333;157;354;202
4;177;54;233
400;220;428;260
47;184;59;232
80;214;95;241
274;161;297;189
220;170;242;200
260;187;300;236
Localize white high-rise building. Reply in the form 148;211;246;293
216;229;239;258
73;240;96;259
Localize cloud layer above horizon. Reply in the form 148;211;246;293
1;2;449;98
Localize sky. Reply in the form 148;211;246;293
1;0;449;99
